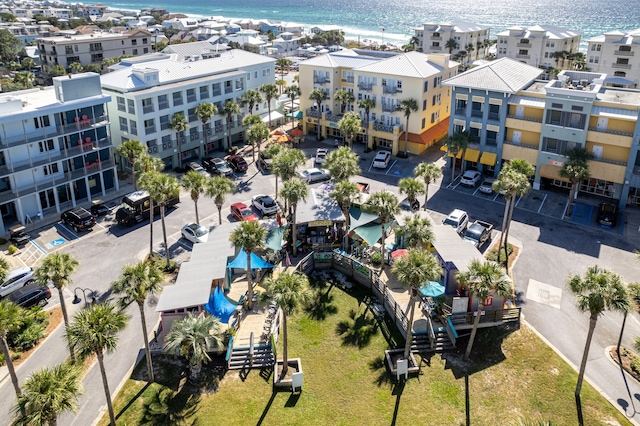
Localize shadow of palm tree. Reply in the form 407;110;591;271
305;287;338;320
369;355;393;387
141;387;200;426
336;309;378;348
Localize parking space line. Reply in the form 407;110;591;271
95;222;106;230
515;195;522;207
58;222;79;240
537;194;547;213
385;160;397;175
30;240;47;255
472;187;480;195
368;161;373;172
492;193;500;202
561;200;569;219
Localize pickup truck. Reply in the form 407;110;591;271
462;220;493;248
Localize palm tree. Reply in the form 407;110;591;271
476;41;483;60
275;79;287;95
140;172;180;269
181;170;207;224
12;362;83;426
164;313;223;382
206;175;236;225
445;38;459;54
398;177;425;211
14;71;35;89
262;271;312;378
230;221;267;311
260;84;279;129
275;57;292;80
309;89;327;140
337;112;362;148
330;180;359;232
195;102;218;156
396;98;418;156
457;259;512;361
443;131;471;184
567;266;630;426
170;113;188;168
414;162;442;209
367;191;399;268
271;147;306;199
240;89;262;116
65;302;128;426
222;100;241;150
111;261;163;383
324;146;361;182
281;179;308;257
400;215;434;249
36;253;79;362
334;90;355;114
559;147;593;216
465;43;475;64
136;155;164;257
0;299;24;414
116;140;146;190
21;57;35;71
69;62;83;74
246;121;270;163
284;84;300;129
392;249;443;359
358;98;376;148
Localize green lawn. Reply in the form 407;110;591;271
101;279;630;426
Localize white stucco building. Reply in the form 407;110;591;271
496;25;581;69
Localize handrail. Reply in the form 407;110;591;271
225;335;234;363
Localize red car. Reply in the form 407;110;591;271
225;154;248;172
230;202;258;222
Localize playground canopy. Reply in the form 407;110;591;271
205;286;238;323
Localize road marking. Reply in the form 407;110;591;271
492;193;500;202
50;238;65;247
526;279;562;309
57;223;79;239
515;195;522;207
368;161;373;172
537;193;547;213
561;200;569;219
95;222;105;230
29;240;47;255
472;187;480;195
385;160;397;174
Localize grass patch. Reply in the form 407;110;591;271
101;279;630;426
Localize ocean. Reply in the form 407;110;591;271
94;0;640;49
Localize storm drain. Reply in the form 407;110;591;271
539;289;550;299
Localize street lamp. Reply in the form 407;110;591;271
72;287;97;305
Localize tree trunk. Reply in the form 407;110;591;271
161;205;170;270
131;157;137;191
617;311;627;358
217;205;222;225
227;118;233;150
97;350;116;426
203;123;209;156
189;362;202;383
148;198;154;259
496;196;511;264
58;286;76;363
194;199;199;225
403;117;409;155
251;140;256;162
567;183;577;217
464;304;484;361
275;176;280;200
380;221;386;269
138;302;154;382
451;156;456;184
176;132;182;168
423;179;430;209
503;193;517;271
575;314;598;426
404;289;416;359
267;106;272;130
1;335;23;415
292;207;298;257
246;250;253;311
281;311;288;378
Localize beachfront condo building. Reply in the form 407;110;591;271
413;21;492;62
100;49;276;170
0;73;117;234
444;60;640;209
495;25;581;69
586;29;640;88
37;29;153;69
299;49;458;156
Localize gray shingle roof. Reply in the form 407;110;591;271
442;58;543;93
355;51;449;77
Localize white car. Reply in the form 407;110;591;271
315;148;328;165
443;209;469;235
298;168;330;183
372;151;391;168
479;178;506;195
460;170;482;187
0;266;35;298
252;194;279;216
181;223;209;244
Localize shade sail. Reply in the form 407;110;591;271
227;250;275;270
293;110;303;119
479;151;497;166
464;148;480;162
265;226;286;251
349;207;378;232
205;286;237;323
352;222;392;247
419;281;445;298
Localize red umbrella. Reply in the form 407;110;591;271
391;249;408;260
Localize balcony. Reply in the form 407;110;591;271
383;86;399;94
143;105;154;114
506;114;542;123
0;115;109;148
373;122;398;133
382;104;397;112
313;77;330;85
430;35;442;41
89;46;102;52
342;77;355;84
454;108;466;116
325;113;341;123
587;127;633;137
515;54;530;59
471;109;483;118
614;50;634;56
488;112;500;121
612;63;632;69
225;86;233;94
516;42;531;48
212;90;222;97
503;139;538;149
306;109;322;119
358;82;373;91
144;126;156;135
430;46;442;51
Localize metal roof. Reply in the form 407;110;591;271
443;58;543;93
430;224;484;274
355;51;449;77
296;188;345;224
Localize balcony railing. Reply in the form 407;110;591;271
144;126;156;135
430;35;442;41
143;106;154;114
373;122;397;133
383;86;399;94
516;42;531;47
612;63;632;69
313;77;330;84
358;82;373;91
591;157;627;166
306;110;322;119
382;104;397;112
506;114;542;123
342;77;355;84
0;115;109;148
454;108;466;115
516;54;530;59
471;109;483;118
325;113;341;122
488;112;500;121
503;139;539;149
614;50;634;56
587;127;634;137
212;90;222;97
225;86;233;94
430;46;442;51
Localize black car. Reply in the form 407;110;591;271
596;202;618;227
61;207;96;232
7;283;51;308
90;203;110;217
225;155;248;172
9;230;30;246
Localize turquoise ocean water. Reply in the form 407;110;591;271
94;0;640;49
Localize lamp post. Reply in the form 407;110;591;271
72;287;96;305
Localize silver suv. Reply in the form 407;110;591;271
0;266;35;298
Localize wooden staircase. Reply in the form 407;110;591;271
228;344;275;370
411;328;457;354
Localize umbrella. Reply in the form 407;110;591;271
419;281;445;298
277;134;291;143
391;249;408;260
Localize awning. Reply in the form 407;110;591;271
464;148;480;162
227;250;275;270
294;110;303;119
204;286;237;324
440;144;448;152
262;111;284;123
604;76;634;86
479;151;497;166
265;226;286;251
352;222;392;247
349;207;378;232
447;150;463;159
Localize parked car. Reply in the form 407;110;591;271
252;194;279;216
460;170;482;187
372;151;392;169
0;266;35;298
257;152;273;172
90;203;110;217
315;148;329;165
7;282;51;308
596;202;618;227
203;157;233;177
9;229;30;246
443;209;469;234
399;197;420;212
61;207;96;232
463;220;494;248
181;223;210;244
478;178;507;195
298;168;330;183
225;154;248;172
186;162;210;177
230;202;259;222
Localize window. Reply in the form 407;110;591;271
144;119;156;135
423;99;427;110
142;38;148;44
187;88;196;103
160;115;170;130
591;44;602;51
188;107;197;122
455;99;467;114
614;71;627;77
432;95;436;106
33;116;50;128
158;94;169;110
142;98;154;114
471;101;483;117
119;117;128;132
422;118;426;129
545;109;585;129
431;113;435;123
39;139;54;152
200;86;209;99
486;130;497;146
488;104;500;120
127;99;135;114
212;83;221;96
132;39;137;46
571;105;583;112
129;120;137;136
132;49;138;55
551;103;563;109
173;92;183;106
43;163;58;175
423;81;428;92
143;48;149;54
542;137;578;155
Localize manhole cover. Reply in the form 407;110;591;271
539;289;550;299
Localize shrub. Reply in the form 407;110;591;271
0;237;6;245
7;307;49;352
148;253;177;273
486;243;514;263
631;357;640;376
0;351;22;366
7;244;18;255
227;146;238;155
371;252;382;265
628;282;640;307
